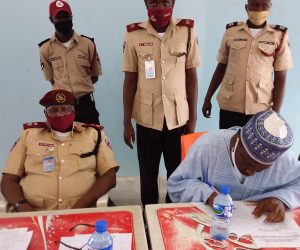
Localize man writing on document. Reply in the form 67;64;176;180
168;110;300;223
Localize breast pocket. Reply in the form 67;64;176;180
257;79;273;104
51;57;64;75
25;145;53;173
171;43;187;64
68;142;95;170
136;47;154;60
229;41;247;61
76;55;91;76
258;43;276;63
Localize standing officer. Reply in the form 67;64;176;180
1;90;119;212
202;0;293;129
122;0;201;205
39;0;102;124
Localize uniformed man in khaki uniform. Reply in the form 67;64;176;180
202;0;293;129
1;90;119;212
39;0;102;124
122;0;201;205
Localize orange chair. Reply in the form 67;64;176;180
181;132;206;161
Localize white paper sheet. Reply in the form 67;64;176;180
193;201;266;236
0;227;33;250
192;202;300;247
59;233;132;250
251;213;300;248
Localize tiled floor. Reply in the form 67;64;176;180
109;176;167;206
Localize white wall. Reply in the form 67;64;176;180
0;0;299;175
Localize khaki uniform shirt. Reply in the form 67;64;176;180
122;18;201;131
217;22;293;115
3;122;118;211
39;32;102;97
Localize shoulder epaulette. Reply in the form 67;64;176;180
177;19;194;28
81;35;95;42
226;22;242;29
38;38;50;47
271;25;288;32
82;124;104;131
23;122;48;130
126;23;143;32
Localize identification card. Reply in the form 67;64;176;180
145;60;156;79
43;156;55;172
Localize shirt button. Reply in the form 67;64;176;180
163;95;166;98
162;77;166;80
161;60;165;64
59;176;63;181
161;43;164;46
58;199;63;203
61;160;65;163
61;143;64;147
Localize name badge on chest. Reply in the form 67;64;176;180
145;58;156;79
43;156;55;172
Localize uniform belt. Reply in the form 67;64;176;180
75;93;94;105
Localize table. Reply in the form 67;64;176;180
145;203;300;250
0;205;148;250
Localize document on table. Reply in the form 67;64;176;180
193;201;265;236
251;213;300;248
59;233;132;250
0;227;33;250
192;201;300;248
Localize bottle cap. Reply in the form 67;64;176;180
219;186;231;194
95;220;107;232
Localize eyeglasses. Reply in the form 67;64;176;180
45;105;74;117
54;224;95;250
147;0;173;7
55;240;87;250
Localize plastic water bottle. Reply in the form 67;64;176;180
87;220;113;250
210;186;233;240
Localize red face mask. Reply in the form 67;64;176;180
46;112;75;132
148;8;173;28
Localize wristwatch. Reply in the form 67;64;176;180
14;199;28;210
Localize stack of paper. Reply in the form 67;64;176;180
0;227;33;250
192;201;300;248
59;233;132;250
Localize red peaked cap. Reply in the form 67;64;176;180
49;0;72;18
39;89;75;108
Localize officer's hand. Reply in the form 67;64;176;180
252;198;287;223
16;203;35;213
123;123;135;149
183;118;196;135
202;99;212;118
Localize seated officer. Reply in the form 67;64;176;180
168;110;300;222
1;90;119;212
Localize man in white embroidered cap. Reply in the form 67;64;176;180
168;109;300;222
